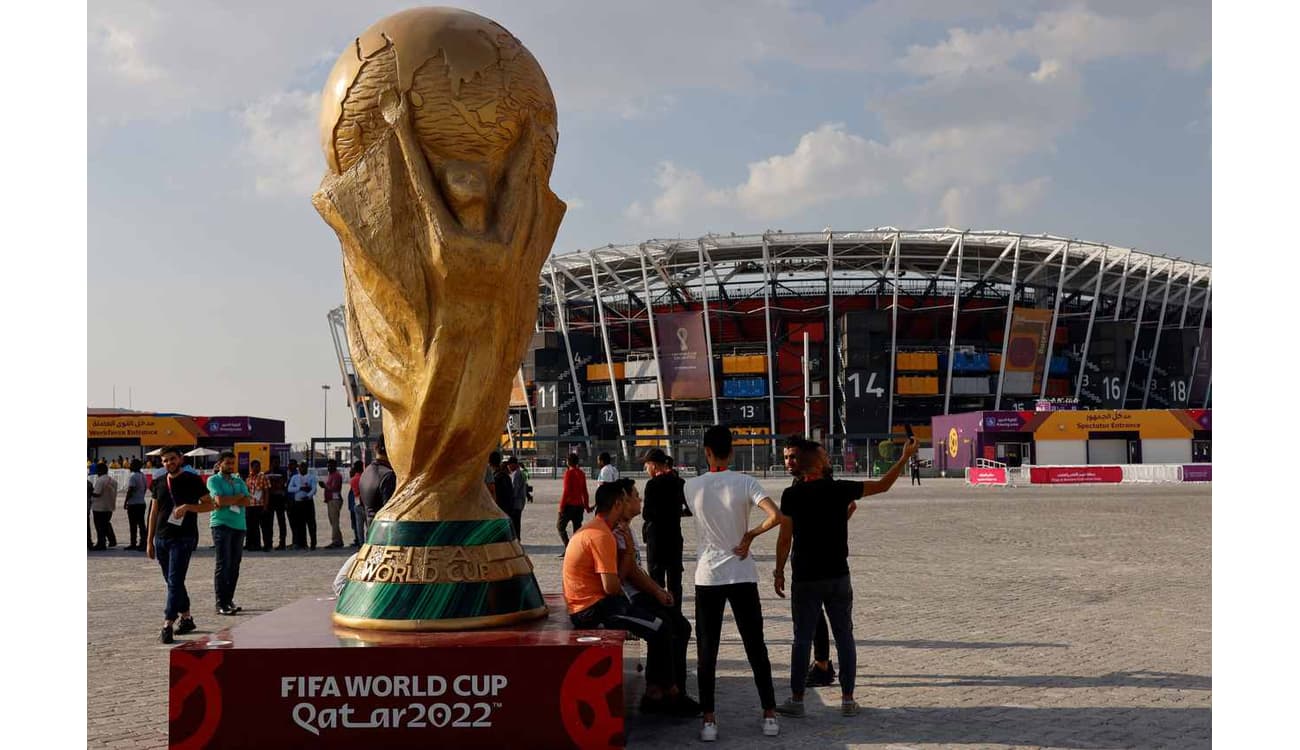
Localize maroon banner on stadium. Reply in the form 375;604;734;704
1002;309;1053;394
655;312;712;400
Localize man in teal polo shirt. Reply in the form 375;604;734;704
207;450;253;615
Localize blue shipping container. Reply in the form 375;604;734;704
722;377;767;398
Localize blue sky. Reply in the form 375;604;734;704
87;0;1210;443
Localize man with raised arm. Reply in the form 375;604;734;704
684;424;784;741
773;436;918;718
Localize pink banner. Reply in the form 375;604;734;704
1029;466;1123;484
968;468;1008;485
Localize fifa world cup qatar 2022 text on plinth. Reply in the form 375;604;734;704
312;6;565;631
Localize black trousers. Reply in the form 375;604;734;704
791;575;856;697
557;506;584;545
126;504;147;547
92;510;116;548
911;467;921;485
244;506;264;550
646;534;684;614
265;500;287;547
814;612;830;662
508;508;523;542
212;526;245;607
631;592;691;693
290;500;316;548
571;595;682;691
694;582;776;714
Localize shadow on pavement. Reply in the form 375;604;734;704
864;669;1210;691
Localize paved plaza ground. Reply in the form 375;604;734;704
87;478;1210;749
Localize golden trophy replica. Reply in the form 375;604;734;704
312;7;564;630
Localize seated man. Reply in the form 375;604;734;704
610;478;699;716
562;482;686;715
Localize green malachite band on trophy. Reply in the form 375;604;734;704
366;518;515;547
335;574;546;621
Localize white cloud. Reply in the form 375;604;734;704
899;4;1210;77
626;2;1207;231
1031;59;1062;82
939;187;975;226
998;176;1051;216
238;90;324;198
625;163;730;225
735;124;894;219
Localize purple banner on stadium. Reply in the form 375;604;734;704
655;312;712;400
1182;464;1212;482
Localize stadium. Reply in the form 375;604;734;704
329;227;1211;474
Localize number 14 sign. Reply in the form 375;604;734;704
845;371;885;400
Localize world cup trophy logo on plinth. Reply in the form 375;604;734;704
312;7;564;630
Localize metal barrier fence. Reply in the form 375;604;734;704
500;433;903;479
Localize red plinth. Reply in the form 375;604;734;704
169;594;629;750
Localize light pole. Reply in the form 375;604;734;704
321;384;331;466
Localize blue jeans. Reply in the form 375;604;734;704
212;525;245;608
155;535;198;621
790;574;856;696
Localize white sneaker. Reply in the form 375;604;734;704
700;720;718;742
763;716;780;736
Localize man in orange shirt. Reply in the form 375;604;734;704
563;482;685;713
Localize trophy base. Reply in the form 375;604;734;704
169;595;633;748
333;604;549;631
334;517;547;631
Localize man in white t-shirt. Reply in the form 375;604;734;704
597;452;620;483
683;425;784;741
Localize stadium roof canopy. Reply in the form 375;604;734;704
541;228;1211;319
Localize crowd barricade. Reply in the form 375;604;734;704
1021;464;1204;485
965;467;1009;486
1121;464;1184;483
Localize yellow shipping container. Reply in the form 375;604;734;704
896;352;939;371
587;362;626;381
635;429;668;448
722;355;767;374
733;427;771;446
500;433;536;451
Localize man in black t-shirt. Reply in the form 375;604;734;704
640;448;691;613
773;437;917;718
359;441;397;523
146;447;218;644
782;436;836;688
